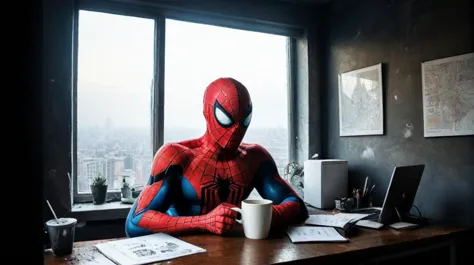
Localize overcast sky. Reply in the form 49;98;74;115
77;10;289;131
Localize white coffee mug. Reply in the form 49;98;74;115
231;199;273;240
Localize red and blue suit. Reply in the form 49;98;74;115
125;77;308;237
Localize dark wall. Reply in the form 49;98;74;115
320;0;473;227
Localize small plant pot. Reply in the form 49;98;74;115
91;185;108;205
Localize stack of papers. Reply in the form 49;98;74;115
286;213;372;243
304;213;370;228
286;226;348;243
95;233;206;265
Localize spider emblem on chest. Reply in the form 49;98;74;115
200;174;245;214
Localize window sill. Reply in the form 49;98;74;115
68;201;132;222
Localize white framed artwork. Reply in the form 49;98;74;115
338;64;384;136
421;53;474;137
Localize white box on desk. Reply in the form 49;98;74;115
304;159;348;209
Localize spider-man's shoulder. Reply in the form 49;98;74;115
239;143;273;162
150;142;194;176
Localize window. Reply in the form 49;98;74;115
74;10;155;201
73;10;292;203
164;19;289;176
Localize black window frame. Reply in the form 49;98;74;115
71;0;301;204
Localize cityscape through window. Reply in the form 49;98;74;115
76;11;155;193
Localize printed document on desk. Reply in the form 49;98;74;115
95;233;206;265
305;213;371;228
287;226;348;243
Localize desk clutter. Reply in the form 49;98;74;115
287;162;428;244
286;212;380;243
335;176;375;212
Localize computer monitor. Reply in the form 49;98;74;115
378;165;425;224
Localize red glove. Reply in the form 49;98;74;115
200;203;238;235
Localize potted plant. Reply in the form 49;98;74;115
91;172;107;205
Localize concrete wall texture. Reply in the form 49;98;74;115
320;0;473;227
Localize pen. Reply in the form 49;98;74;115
367;185;375;197
362;176;368;197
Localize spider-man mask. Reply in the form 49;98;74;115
203;78;252;151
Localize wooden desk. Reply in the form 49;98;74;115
44;209;470;265
44;226;468;265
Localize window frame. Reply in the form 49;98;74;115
72;0;300;205
72;7;165;203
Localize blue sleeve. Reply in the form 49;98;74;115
254;160;308;220
125;166;179;237
254;160;298;204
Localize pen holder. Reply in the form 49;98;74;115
356;195;371;209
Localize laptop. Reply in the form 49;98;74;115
378;164;425;224
351;165;425;225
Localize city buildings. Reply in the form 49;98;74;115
77;125;288;194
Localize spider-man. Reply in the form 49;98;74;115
125;77;308;237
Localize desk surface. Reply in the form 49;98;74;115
44;209;465;265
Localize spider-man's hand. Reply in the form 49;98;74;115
200;202;238;235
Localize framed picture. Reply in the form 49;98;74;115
421;53;474;137
338;64;384;136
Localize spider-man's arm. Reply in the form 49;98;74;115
125;143;237;237
252;145;308;228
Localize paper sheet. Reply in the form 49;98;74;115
356;220;384;229
304;213;370;228
286;226;348;243
96;233;206;265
